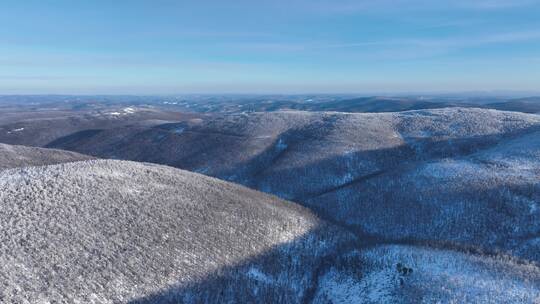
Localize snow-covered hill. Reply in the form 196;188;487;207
313;244;540;303
1;159;539;303
0;160;358;303
0;143;93;170
48;108;540;261
0;107;199;147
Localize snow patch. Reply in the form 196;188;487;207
106;107;138;117
173;127;185;134
123;107;136;114
247;267;274;284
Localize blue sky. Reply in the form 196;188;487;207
1;0;539;94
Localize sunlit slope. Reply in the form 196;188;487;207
0;160;357;303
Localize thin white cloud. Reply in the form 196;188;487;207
201;29;540;64
389;30;540;50
297;0;540;13
224;30;540;53
454;0;540;9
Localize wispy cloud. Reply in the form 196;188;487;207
0;75;70;80
347;30;540;50
126;29;274;40
297;0;540;13
201;29;540;64
222;30;540;53
454;0;540;9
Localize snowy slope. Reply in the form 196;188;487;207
0;108;198;147
0;160;359;303
47;108;540;261
1;160;538;303
313;245;540;303
0;143;93;170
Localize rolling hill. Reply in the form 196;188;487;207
486;97;540;114
47;108;540;262
0;106;200;147
1;159;539;303
152;95;539;114
0;143;93;170
0;160;358;303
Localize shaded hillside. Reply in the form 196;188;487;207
486;97;540;114
0;107;200;146
293;96;471;113
48;108;540;262
0;143;93;170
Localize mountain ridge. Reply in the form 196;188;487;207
46;107;540;262
0;143;93;170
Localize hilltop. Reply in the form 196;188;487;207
0;143;93;170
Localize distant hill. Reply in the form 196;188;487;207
0;107;200;146
0;143;92;170
290;96;471;112
296;96;540;114
486;97;540;114
154;95;540;114
48;108;540;262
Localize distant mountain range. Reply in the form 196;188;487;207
0;143;92;170
155;95;540;114
1;94;539;114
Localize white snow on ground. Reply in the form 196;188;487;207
474;130;540;170
173;126;185;134
6;127;24;134
314;268;395;304
123;107;136;114
313;244;540;303
0;143;93;170
357;245;540;304
6;107;538;302
247;267;274;284
416;159;486;180
0;159;358;303
106;107;138;116
46;107;540;263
